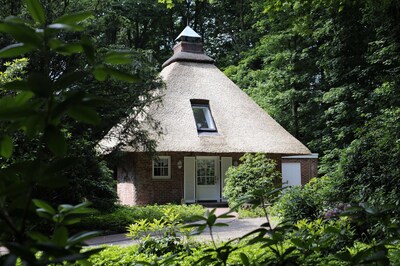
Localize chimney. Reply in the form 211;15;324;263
173;26;203;54
162;26;214;68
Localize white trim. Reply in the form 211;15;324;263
282;153;318;159
152;156;171;179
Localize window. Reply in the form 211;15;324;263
191;100;217;132
152;156;171;179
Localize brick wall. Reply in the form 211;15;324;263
116;152;316;205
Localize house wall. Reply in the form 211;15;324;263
116;152;316;206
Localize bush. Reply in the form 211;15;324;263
76;204;205;233
271;176;337;222
223;153;281;207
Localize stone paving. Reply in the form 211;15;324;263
86;208;268;246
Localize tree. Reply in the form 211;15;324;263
0;0;153;263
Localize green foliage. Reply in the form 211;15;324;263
334;108;400;216
223;153;281;207
271;176;338;222
77;204;205;233
0;0;147;264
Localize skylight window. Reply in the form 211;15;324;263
191;100;217;132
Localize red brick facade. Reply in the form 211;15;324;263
117;152;317;205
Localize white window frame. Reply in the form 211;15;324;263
152;156;171;179
191;104;217;132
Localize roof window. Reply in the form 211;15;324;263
191;100;217;132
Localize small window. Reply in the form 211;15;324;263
152;156;171;179
191;101;217;132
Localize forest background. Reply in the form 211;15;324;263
0;0;399;228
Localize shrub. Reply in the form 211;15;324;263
76;204;205;233
223;153;281;207
271;176;338;222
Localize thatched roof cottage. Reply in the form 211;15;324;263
100;26;318;205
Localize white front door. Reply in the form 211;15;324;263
196;156;220;201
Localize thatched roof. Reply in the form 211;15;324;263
99;27;311;155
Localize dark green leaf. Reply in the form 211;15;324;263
0;135;13;159
33;199;56;215
27;73;52;97
0;22;42;47
93;66;107;81
214;223;229;227
0;43;35;58
52;226;68;246
67;231;101;246
28;231;49;242
24;0;46;25
2;80;30;91
67;106;100;124
54;71;87;91
54;11;94;24
81;36;95;63
44;126;67;156
54;43;84;55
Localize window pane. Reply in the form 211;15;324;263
192;105;216;131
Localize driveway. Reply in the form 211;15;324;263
86;208;269;246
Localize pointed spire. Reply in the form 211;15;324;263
175;26;201;42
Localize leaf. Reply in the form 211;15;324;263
47;23;75;30
33;199;56;215
67;231;101;246
105;51;133;65
54;11;94;24
0;43;35;58
44;126;67;156
67;106;100;124
54;71;87;91
81;36;95;63
0;22;42;47
240;253;250;266
27;73;52;97
54;42;84;55
93;66;107;81
24;0;46;25
52;226;68;246
213;223;229;227
4;16;28;24
0;135;13;159
2;80;30;91
28;231;49;242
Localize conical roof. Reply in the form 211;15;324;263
99;29;311;155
